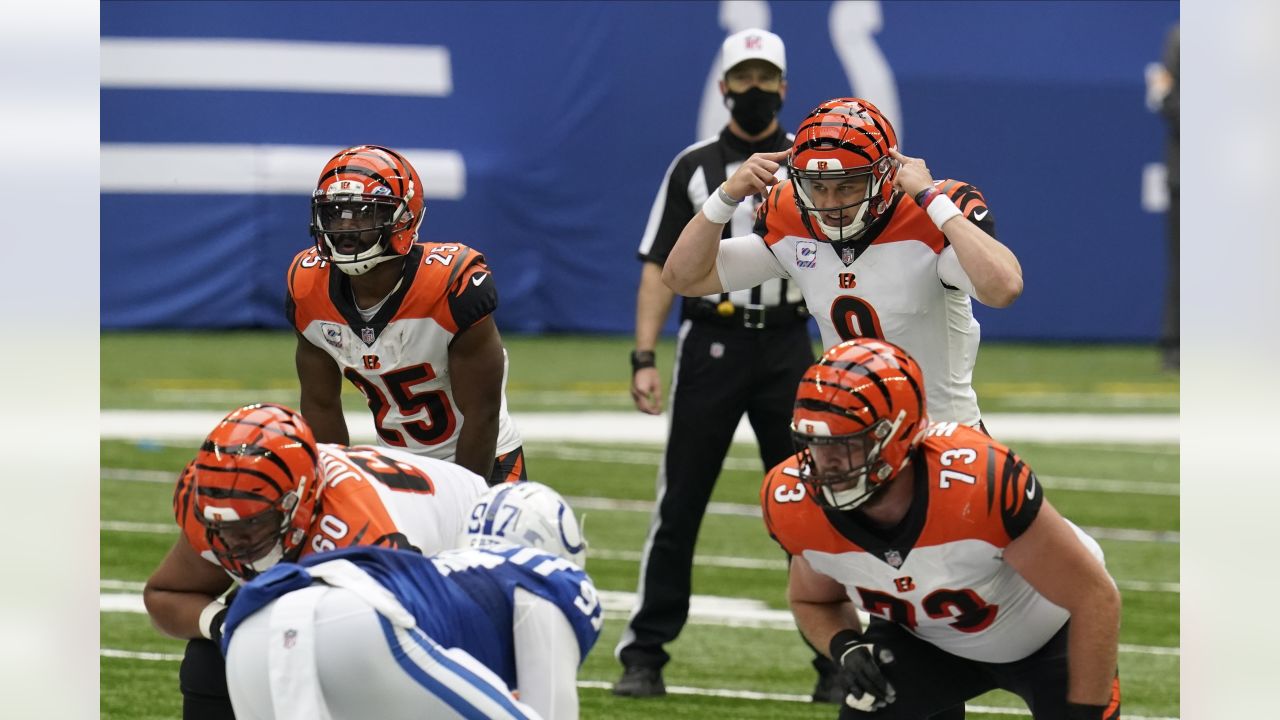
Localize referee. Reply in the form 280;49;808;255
614;29;837;702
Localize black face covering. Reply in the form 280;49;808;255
725;87;782;135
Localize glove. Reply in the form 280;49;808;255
829;629;896;712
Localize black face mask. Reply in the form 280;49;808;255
725;87;782;136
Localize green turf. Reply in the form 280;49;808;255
101;331;1177;414
99;332;1179;717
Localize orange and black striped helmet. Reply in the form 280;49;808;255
309;145;424;276
787;98;899;243
791;338;928;510
178;403;321;580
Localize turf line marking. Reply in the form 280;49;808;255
92;654;1177;719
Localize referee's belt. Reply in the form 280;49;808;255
685;299;809;330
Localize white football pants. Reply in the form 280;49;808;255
225;583;543;720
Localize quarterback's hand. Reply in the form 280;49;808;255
830;630;896;712
888;147;935;198
723;149;789;201
631;367;663;415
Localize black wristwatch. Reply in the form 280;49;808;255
630;350;657;374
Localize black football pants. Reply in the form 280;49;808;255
617;319;814;670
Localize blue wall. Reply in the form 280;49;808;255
101;0;1178;340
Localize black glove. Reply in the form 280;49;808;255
829;629;896;711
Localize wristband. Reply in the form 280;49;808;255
828;628;864;661
702;183;741;225
925;194;963;230
630;350;656;374
198;599;227;642
913;186;940;208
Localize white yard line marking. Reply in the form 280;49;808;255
101;410;1178;444
95;652;1177;719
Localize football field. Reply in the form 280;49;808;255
100;332;1179;719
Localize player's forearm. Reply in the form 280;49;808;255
142;587;219;640
454;414;499;481
789;598;864;658
942;218;1023;307
1065;583;1122;704
299;395;350;445
661;214;724;296
635;263;676;351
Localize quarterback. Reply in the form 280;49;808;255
763;339;1121;719
663;98;1023;427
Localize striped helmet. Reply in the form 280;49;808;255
181;403;321;580
787;98;899;243
791;339;928;510
309;145;424;275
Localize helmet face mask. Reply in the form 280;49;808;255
793;411;907;511
791;339;929;512
788;98;900;243
309;145;424;276
459;482;587;567
186;404;321;581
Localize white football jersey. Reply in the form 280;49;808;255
763;424;1106;663
716;181;993;426
287;242;522;459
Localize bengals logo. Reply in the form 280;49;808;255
817;160;828;171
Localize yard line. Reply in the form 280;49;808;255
94;652;1177;719
101;590;1179;658
102;520;173;534
101;409;1178;444
97;482;1179;544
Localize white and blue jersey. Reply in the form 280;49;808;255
223;544;602;690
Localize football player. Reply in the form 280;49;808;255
222;482;601;720
144;403;490;720
291;145;525;484
663;98;1024;428
762;339;1121;719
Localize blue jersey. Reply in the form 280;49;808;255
222;544;603;689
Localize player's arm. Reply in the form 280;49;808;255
1003;500;1121;707
295;330;349;445
889;148;1022;308
143;535;235;641
512;587;582;720
662;149;789;296
787;553;864;654
631;261;673;414
449;315;503;481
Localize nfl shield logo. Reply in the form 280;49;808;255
283;629;297;649
840;247;856;265
360;327;376;344
884;550;903;568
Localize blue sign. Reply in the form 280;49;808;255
102;0;1177;340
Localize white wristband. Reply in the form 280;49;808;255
198;599;227;640
701;185;740;225
926;194;963;230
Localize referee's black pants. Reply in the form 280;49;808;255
617;317;814;670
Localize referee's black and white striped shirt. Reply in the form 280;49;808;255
637;126;804;320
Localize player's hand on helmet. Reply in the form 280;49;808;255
830;629;897;712
631;367;663;415
888;148;934;198
724;149;790;201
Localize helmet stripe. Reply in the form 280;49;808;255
481;484;517;536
